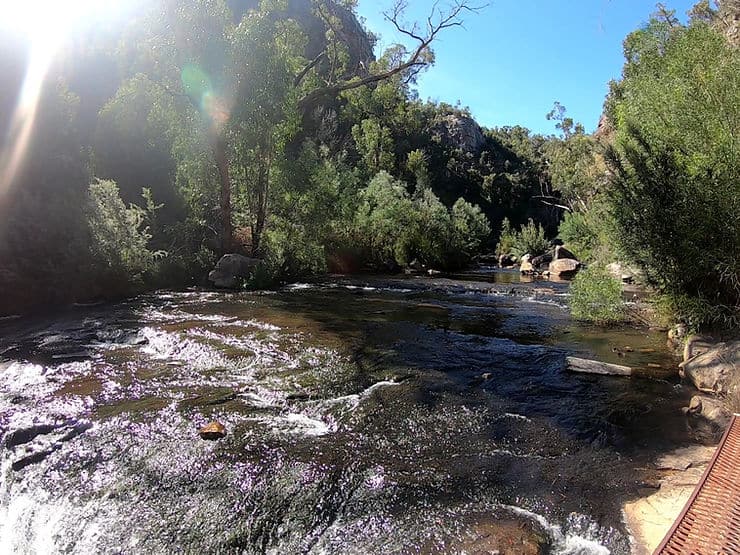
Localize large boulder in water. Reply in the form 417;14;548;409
554;245;577;261
548;258;581;278
208;254;260;289
679;341;740;395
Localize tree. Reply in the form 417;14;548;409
606;19;740;327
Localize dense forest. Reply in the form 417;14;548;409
0;0;738;331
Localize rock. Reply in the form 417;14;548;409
607;261;641;284
548;258;581;278
684;395;731;428
432;114;486;154
683;335;715;363
624;445;715;554
199;421;227;440
427;269;442;276
553;245;577;261
208;254;260;289
667;323;688;345
498;254;516;268
679;340;740;395
520;254;532;263
530;252;552;269
519;262;534;274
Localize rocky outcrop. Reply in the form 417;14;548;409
679;340;740;395
433;114;485;154
208;254;260;289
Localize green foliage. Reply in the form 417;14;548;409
496;217;549;259
354;172;489;269
557;211;600;262
451;198;491;256
570;265;625;324
86;180;163;282
495;218;516;257
607;21;740;329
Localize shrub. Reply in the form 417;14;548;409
569;265;625;324
86;180;162;283
607;22;740;330
452;198;491;256
557;211;599;262
354;172;490;270
495;217;516;257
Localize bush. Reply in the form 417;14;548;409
497;218;550;259
354;172;489;270
87;180;162;284
557;211;599;262
569;265;625;324
452;198;491;256
607;22;740;330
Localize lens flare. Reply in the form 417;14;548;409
0;0;130;196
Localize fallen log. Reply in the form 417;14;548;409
566;356;633;377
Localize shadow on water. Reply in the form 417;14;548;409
0;271;713;554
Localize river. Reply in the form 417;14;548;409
0;270;708;554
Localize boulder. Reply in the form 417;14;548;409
531;252;553;269
199;421;227;440
683;335;715;363
519;262;534;274
548;258;581;278
498;254;516;268
679;341;740;395
554;245;577;261
607;262;641;284
684;395;732;429
208;254;260;289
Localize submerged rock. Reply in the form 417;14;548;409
199;421;227;440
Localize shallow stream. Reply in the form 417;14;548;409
0;270;708;553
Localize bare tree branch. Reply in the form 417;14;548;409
298;0;487;113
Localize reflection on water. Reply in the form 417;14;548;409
0;271;704;554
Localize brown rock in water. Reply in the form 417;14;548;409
548;258;581;278
520;261;534;274
199;421;227;440
683;335;714;363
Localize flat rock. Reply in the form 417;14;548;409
624;445;715;554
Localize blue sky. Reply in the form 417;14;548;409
356;0;697;135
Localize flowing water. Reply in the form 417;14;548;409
0;270;710;554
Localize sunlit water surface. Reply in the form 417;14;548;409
0;271;707;554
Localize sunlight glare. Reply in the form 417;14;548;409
1;0;129;196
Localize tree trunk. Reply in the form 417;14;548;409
251;145;271;258
212;135;233;253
